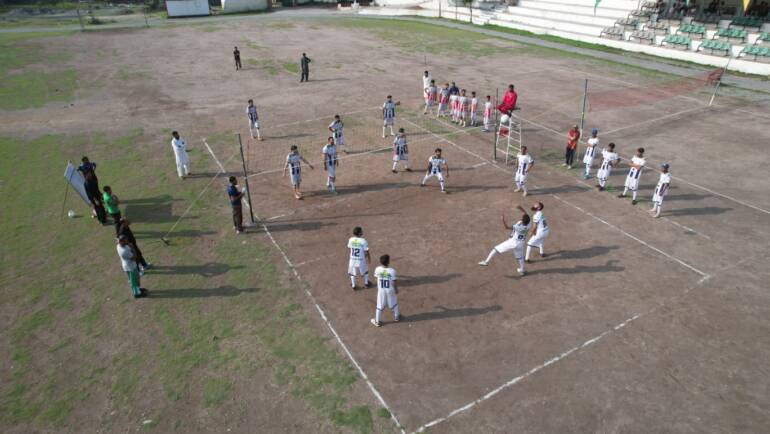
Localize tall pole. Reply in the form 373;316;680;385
237;133;256;223
578;78;588;158
494;87;499;161
76;8;85;31
709;57;731;107
143;3;149;28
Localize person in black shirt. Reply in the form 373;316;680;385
300;53;311;82
234;46;242;71
118;218;151;273
228;176;244;233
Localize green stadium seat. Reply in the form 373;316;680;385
715;27;747;43
698;39;732;56
757;32;770;44
740;44;770;60
662;34;692;49
678;23;706;39
730;17;762;29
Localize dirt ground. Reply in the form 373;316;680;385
3;10;770;433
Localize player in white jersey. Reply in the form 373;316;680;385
583;128;599;179
322;137;339;194
525;201;549;262
347;226;371;290
424;79;437;114
649;163;671;218
392;128;411;173
470;91;479;127
483;95;493;132
328;114;347;153
478;205;531;275
421;148;449;193
449;93;459;123
596;142;619;191
422;70;432;97
371;254;401;327
283;145;314;200
514;146;534;197
437;83;450;118
382;95;400;138
458;89;470;127
246;99;262;141
171;131;190;178
619;147;646;205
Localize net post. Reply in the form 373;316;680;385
709;58;731;107
237;133;256;223
579;78;588;158
493;87;499;161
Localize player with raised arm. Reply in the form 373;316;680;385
596;142;619;191
525;201;549;262
322;137;339;194
421;148;449;193
347;226;371;290
650;163;672;218
247;99;262;141
328;114;347;153
283;145;314;200
382;95;400;138
478;205;531;275
618;147;646;205
392;128;411;173
582;128;599;179
371;254;401;327
514;145;534;197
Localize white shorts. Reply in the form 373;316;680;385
327;166;336;178
393;153;409;162
515;172;527;185
494;237;525;259
425;172;444;182
290;172;301;186
333;135;346;147
582;155;594;165
348;260;368;276
624;175;640;191
377;287;398;311
597;166;612;181
383;118;395;126
460;110;467;119
250;120;260;130
652;186;667;205
527;230;549;248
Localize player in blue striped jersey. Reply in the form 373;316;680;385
420;148;449;193
283;145;314;200
382;95;400;138
328;114;347;153
582;128;599;179
514;146;534;197
649;163;671;218
246;99;261;141
596;142;619;191
618;147;646;205
321;137;339;194
392;128;411;173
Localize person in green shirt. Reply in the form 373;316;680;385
103;185;122;234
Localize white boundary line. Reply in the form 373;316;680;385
203;138;226;173
210;145;407;434
601;106;708;136
412;313;642;433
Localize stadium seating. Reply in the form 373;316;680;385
757;32;770;44
629;9;652;19
644;21;670;34
698;39;732;56
630;29;656;44
616;17;639;29
677;23;706;39
730;16;763;29
740;44;770;60
714;27;748;43
662;34;692;49
600;26;625;40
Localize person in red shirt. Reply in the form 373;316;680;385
497;84;518;115
565;125;580;169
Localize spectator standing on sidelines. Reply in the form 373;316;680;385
79;157;106;224
565;125;580;169
300;53;311;82
117;235;147;299
233;47;242;71
228;176;244;233
118;218;151;275
171;131;191;179
103;185;122;234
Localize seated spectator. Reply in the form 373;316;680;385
706;0;718;14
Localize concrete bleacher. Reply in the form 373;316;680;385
360;0;770;75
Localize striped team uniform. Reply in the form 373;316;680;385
286;153;302;185
329;120;346;149
438;88;450;115
383;101;396;126
448;94;457;119
583;137;599;166
652;172;671;205
470;97;479;126
247;105;259;130
425;85;437;106
624;156;646;191
494;221;531;259
483;101;493;131
322;143;338;178
597;149;619;184
527;210;550;249
347;236;369;276
515;153;534;186
393;135;408;163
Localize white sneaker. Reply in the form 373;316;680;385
478;261;488;266
370;318;381;327
517;268;525;275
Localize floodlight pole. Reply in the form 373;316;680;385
237;133;256;223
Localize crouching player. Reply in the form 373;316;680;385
421;148;449;193
371;254;402;327
650;163;671;218
478;205;531;275
347;227;371;290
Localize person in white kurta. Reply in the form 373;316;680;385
171;131;190;178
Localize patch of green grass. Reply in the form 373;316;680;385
282;61;299;75
0;31;70;76
332;406;374;434
202;377;233;407
377;407;391;419
0;69;78;110
246;58;279;75
12;309;53;342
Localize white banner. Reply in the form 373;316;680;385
64;163;92;206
